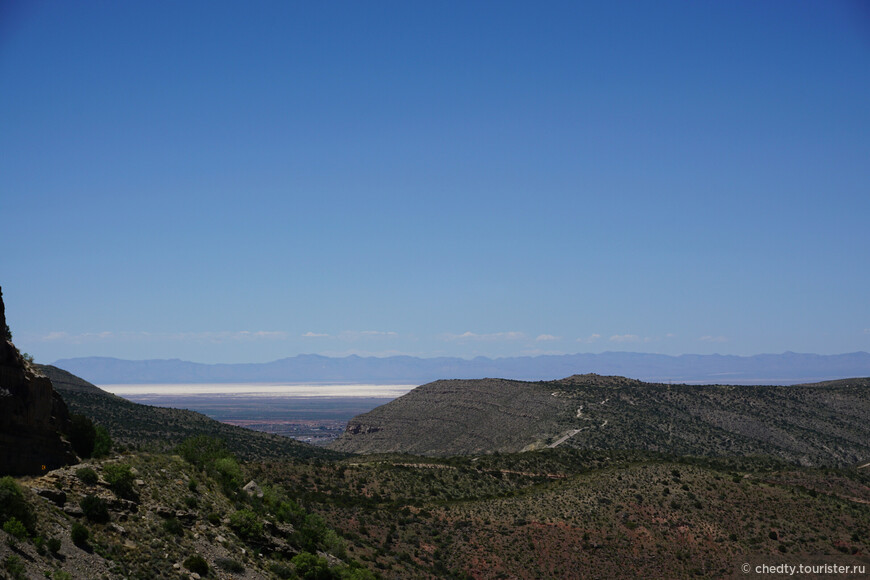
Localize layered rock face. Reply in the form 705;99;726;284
0;287;76;475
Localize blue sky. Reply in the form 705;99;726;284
2;0;869;364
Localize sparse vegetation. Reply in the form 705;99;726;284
162;517;184;536
92;425;113;458
269;561;295;579
215;557;245;573
102;463;137;500
70;522;89;547
46;537;61;554
3;554;25;580
2;367;867;579
228;509;263;542
1;444;868;579
331;375;870;467
79;495;109;523
183;554;209;575
292;551;332;579
0;476;35;533
212;456;244;496
3;518;27;545
75;467;98;485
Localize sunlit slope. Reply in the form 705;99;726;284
332;378;570;456
329;374;870;466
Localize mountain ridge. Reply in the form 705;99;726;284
329;373;870;466
52;350;870;385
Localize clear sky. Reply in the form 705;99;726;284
2;0;869;364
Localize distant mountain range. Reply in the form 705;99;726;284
52;351;870;385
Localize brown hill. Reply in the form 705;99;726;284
329;373;870;466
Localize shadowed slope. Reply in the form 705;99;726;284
38;364;344;461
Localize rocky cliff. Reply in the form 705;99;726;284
0;287;76;475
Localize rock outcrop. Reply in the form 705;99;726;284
0;286;76;475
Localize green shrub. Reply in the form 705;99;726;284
76;467;99;485
0;476;35;533
53;571;73;580
207;512;221;526
47;536;62;554
216;557;245;573
162;517;184;536
103;463;137;500
71;522;89;546
33;535;45;554
3;555;25;580
93;425;112;458
3;517;27;545
340;567;377;580
183;555;209;575
228;509;263;541
69;414;96;458
270;561;295;579
213;456;243;495
291;551;332;580
176;436;244;496
321;528;346;558
275;498;306;526
177;435;230;469
297;513;330;553
80;495;109;523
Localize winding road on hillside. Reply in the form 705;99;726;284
547;420;609;449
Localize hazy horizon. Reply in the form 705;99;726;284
99;383;416;398
3;1;868;364
52;348;870;366
48;350;870;389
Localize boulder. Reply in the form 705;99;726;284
243;479;264;498
63;504;84;518
155;505;175;518
34;487;67;507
